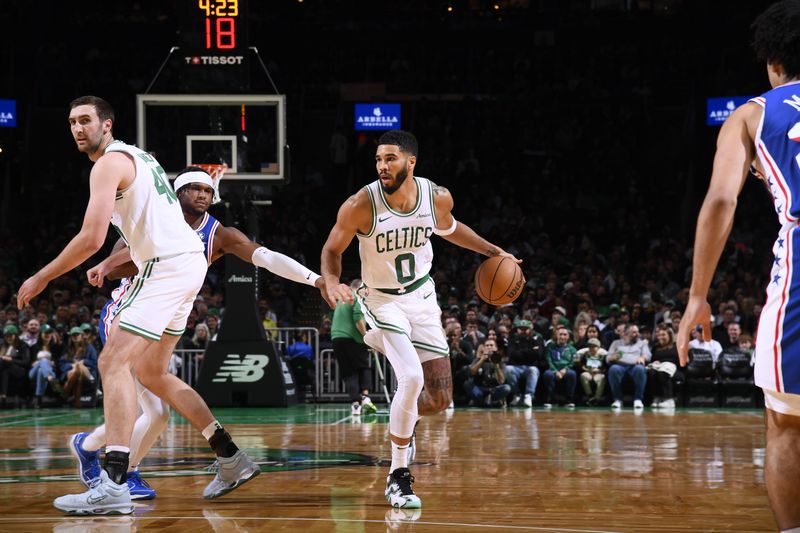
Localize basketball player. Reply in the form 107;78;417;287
321;130;519;508
16;96;255;515
676;2;800;530
68;166;330;500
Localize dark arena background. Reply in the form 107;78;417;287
0;0;788;531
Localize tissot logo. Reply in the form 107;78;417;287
184;55;245;66
227;274;253;283
213;354;269;383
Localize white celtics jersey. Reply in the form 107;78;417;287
357;176;438;290
105;141;203;268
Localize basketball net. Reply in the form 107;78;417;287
191;163;226;204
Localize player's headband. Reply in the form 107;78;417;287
172;170;222;204
173;171;214;192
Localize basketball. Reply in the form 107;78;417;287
474;255;525;305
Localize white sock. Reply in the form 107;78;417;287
202;420;223;440
82;425;106;452
106;445;130;454
390;441;410;473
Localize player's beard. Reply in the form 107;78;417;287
380;165;408;195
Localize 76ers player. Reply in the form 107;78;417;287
69;167;329;501
677;2;800;529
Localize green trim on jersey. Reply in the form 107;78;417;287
427;179;438;227
378;177;422;217
163;327;185;337
358;186;378;237
360;299;409;337
411;340;449;357
119;321;161;341
116;258;158;314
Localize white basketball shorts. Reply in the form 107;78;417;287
115;252;206;341
359;278;448;363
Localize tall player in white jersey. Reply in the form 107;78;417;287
16;96;258;515
321;130;519;509
676;2;800;529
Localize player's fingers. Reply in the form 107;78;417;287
702;320;712;342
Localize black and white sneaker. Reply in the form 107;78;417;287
385;468;422;509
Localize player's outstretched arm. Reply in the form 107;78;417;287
321;190;372;307
676;103;758;366
18;154;131;308
430;183;521;263
212;224;333;307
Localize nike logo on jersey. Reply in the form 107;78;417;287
378;216;392;223
306;273;312;280
423;292;433;299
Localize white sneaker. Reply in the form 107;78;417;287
652;399;661;408
202;450;261;499
351;401;362;416
385;468;422;509
53;470;133;515
523;394;533;407
542;403;553;409
363;329;385;353
509;395;521;406
659;398;676;409
611;400;622;410
633;399;644;409
566;403;576;409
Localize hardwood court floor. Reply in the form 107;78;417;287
0;405;776;532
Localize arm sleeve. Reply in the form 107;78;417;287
251;246;321;287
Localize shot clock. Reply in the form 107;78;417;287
183;0;248;55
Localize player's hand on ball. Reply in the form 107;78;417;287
496;250;522;264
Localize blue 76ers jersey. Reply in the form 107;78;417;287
99;213;219;345
751;81;800;394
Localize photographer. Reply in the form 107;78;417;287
448;322;474;406
463;338;511;407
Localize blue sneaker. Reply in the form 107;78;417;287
126;469;156;500
68;432;100;488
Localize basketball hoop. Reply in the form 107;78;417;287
191;163;227;204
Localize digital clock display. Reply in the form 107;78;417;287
192;0;244;51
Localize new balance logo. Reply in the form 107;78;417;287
213;354;270;383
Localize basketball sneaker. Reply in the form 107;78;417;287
203;450;261;499
126;468;156;500
659;398;676;409
361;395;378;414
385;468;422;509
508;394;521;406
523;394;533;408
69;432;101;487
53;470;133;515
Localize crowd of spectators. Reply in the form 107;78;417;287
0;1;779;408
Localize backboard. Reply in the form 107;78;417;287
136;94;286;181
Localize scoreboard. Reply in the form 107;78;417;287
182;0;249;68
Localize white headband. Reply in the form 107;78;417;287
173;171;214;192
172;170;222;204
